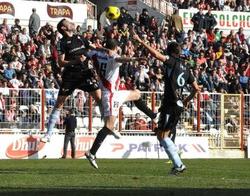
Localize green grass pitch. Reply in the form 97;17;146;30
0;159;250;196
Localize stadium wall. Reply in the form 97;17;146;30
0;133;246;159
0;0;97;30
0;88;249;159
0;134;210;159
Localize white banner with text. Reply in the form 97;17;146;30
0;134;209;159
0;0;88;28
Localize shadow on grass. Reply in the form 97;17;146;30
0;187;249;196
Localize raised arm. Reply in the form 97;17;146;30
132;32;168;62
115;56;146;64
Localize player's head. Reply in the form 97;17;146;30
166;42;181;58
57;18;75;36
105;39;118;51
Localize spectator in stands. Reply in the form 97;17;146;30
11;19;22;33
0;92;5;122
3;63;15;81
235;27;245;45
19;28;31;46
39;22;53;40
4;105;16;123
135;62;150;91
0;18;10;36
0;27;6;50
139;8;150;29
99;7;111;30
170;9;184;43
149;16;158;36
117;7;133;28
191;8;206;33
9;73;23;89
29;8;41;37
204;9;217;30
133;113;148;130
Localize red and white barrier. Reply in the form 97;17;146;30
0;134;209;159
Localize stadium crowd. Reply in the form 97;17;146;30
0;0;249;129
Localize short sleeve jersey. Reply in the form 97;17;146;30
57;34;90;63
88;50;121;92
163;57;195;107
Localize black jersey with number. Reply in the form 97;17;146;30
162;58;195;107
57;34;90;70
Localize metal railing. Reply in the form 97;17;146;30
0;88;249;149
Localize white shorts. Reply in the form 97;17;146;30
102;90;130;117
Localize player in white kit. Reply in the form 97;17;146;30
85;39;144;169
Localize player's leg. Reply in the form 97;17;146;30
40;95;68;143
85;91;121;169
156;110;185;174
89;89;103;116
85;116;115;169
89;116;115;156
125;89;158;122
133;97;157;119
80;69;102;116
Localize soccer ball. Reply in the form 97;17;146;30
105;6;120;20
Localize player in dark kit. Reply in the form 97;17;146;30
41;19;102;143
133;33;200;175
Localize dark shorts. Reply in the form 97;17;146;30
58;68;99;96
157;106;184;132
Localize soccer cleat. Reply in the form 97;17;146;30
85;151;98;169
170;164;186;175
111;130;122;139
40;135;50;143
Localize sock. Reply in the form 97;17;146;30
97;100;104;120
47;108;61;137
133;98;156;119
160;137;183;168
90;127;111;155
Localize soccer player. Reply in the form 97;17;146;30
133;33;200;175
85;39;146;169
41;19;102;143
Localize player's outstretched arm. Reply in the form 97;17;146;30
88;43;111;54
132;32;168;62
115;57;146;64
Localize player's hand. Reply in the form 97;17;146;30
130;29;142;43
132;34;142;43
76;55;86;63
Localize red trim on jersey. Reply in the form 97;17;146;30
115;77;120;91
109;92;113;115
102;78;112;91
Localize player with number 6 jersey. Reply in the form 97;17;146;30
132;31;200;175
